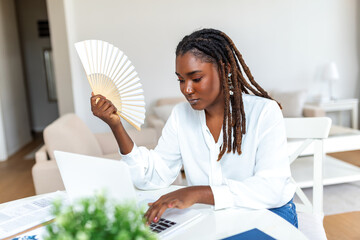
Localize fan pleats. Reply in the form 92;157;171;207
75;40;145;130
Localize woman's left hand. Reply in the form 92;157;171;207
144;186;214;224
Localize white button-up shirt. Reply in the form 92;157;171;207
121;94;296;210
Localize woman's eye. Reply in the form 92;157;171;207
177;79;185;83
192;77;202;82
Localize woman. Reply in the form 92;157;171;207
91;28;298;227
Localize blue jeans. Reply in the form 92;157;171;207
269;199;298;228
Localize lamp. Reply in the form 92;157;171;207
322;62;339;100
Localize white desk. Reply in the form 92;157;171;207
304;98;358;129
1;187;306;240
137;186;306;240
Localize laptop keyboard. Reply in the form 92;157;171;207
149;218;176;233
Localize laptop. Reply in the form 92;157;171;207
54;150;202;238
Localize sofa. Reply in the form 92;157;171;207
147;90;325;138
147;97;187;139
32;113;158;194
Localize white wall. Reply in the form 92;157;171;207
0;101;7;160
357;2;360;129
52;0;359;132
0;0;32;160
46;0;75;116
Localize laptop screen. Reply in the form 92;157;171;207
54;151;137;204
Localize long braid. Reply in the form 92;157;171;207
218;65;229;159
176;28;280;161
224;45;243;154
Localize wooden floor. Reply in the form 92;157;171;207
1;136;360;239
324;211;360;240
0;135;41;203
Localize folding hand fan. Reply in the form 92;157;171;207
75;40;145;130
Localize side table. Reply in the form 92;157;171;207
304;98;358;129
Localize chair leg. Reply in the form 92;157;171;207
313;139;324;216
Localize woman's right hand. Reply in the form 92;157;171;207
90;93;121;129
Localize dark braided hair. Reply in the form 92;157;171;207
176;28;281;161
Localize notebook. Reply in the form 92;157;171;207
54;150;202;238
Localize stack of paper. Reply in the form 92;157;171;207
0;191;66;240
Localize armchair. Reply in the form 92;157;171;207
32;113;158;194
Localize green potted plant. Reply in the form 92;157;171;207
44;193;157;240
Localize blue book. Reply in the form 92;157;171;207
222;228;276;240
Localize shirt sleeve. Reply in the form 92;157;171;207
120;105;183;190
210;101;295;210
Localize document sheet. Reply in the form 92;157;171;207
0;191;66;239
